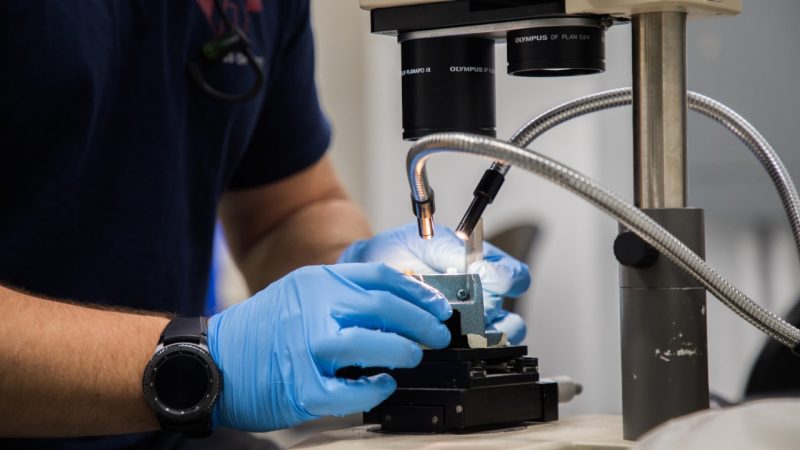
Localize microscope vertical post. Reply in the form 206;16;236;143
633;11;687;209
620;11;710;440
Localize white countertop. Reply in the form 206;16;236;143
293;415;633;450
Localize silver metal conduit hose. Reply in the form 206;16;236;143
407;133;800;350
487;88;800;263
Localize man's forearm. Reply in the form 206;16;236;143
235;197;371;292
0;285;169;437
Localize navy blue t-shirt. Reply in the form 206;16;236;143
0;0;330;448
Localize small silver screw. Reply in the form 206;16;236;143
456;289;469;300
432;416;439;424
456;405;463;414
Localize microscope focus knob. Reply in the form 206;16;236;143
614;231;659;269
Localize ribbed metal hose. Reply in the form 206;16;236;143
407;133;800;349
489;88;800;262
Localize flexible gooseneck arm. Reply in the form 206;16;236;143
454;89;800;266
407;132;800;351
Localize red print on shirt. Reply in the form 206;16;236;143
196;0;263;34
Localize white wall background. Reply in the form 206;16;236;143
302;0;800;416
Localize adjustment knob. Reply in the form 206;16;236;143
614;231;659;268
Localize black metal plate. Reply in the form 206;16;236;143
371;0;567;35
422;345;528;361
381;405;445;433
365;380;559;432
336;346;538;389
389;360;539;389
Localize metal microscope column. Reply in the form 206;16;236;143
619;11;709;440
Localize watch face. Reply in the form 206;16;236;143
143;343;221;422
155;352;208;409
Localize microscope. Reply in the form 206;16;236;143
349;0;795;442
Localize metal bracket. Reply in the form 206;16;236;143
415;274;506;348
360;0;450;10
566;0;740;18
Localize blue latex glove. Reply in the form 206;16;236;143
208;263;452;431
339;223;531;344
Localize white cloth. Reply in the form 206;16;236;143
635;398;800;450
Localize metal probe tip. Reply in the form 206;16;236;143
456;169;504;239
411;193;436;240
417;216;434;240
455;201;483;240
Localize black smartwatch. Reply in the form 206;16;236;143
142;317;222;438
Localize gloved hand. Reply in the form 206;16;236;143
208;263;452;431
338;223;531;344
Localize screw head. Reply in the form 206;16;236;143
456;289;470;300
432;416;439;424
456;405;463;414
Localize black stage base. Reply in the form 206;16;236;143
339;345;559;433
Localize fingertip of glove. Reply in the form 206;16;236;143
491;313;527;345
469;259;532;297
370;373;397;393
513;264;533;295
409;343;423;365
409;277;452;321
435;296;453;321
429;324;451;350
393;342;425;368
359;374;397;412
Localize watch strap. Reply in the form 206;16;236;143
161;316;208;346
157;415;213;439
152;316;216;438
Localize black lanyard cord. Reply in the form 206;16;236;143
187;0;266;102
